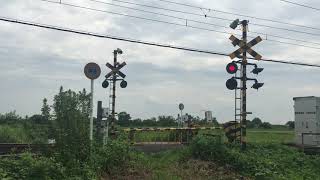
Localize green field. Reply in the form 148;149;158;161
115;128;319;180
1;126;319;180
247;129;294;143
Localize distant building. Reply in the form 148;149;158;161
205;111;213;122
293;96;320;146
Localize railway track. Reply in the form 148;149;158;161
0;143;50;155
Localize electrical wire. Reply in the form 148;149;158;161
155;0;320;31
88;0;320;46
279;0;320;11
92;0;320;35
39;0;320;50
1;16;320;68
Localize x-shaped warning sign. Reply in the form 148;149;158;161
105;62;127;79
229;35;262;60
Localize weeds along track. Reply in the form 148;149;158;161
0;143;51;155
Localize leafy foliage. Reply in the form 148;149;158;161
51;87;91;173
286;121;295;129
0;153;66;180
190;135;320;179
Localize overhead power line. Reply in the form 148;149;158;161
92;0;320;35
88;0;320;46
0;16;320;68
39;0;320;50
155;0;320;31
279;0;320;11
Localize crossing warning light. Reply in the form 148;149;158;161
120;80;127;88
102;80;109;88
226;78;238;90
226;62;238;74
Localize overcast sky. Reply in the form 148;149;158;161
0;0;320;124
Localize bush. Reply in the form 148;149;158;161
190;136;320;179
0;125;30;143
91;137;131;176
0;153;66;180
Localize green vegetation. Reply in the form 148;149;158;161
190;135;320;179
247;129;294;143
0;86;318;179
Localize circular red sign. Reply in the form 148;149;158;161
84;62;101;80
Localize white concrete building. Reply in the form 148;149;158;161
205;111;213;122
293;96;320;146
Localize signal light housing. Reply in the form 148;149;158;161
226;78;238;90
252;82;264;90
120;80;127;88
102;80;109;88
226;62;238;74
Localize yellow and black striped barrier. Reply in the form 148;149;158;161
123;127;222;132
123;127;222;145
223;121;241;143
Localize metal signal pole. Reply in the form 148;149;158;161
102;48;127;139
240;20;248;150
111;50;117;137
228;19;263;150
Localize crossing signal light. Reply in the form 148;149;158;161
226;62;238;74
252;82;264;90
102;80;109;88
120;80;127;88
251;67;264;75
226;78;238;90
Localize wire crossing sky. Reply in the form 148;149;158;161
1;16;320;67
0;0;320;124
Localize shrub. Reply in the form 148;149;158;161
0;153;66;180
190;135;320;179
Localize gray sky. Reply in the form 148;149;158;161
0;0;320;124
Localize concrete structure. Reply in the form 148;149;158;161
293;96;320;146
205;111;213;122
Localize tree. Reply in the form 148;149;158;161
158;116;176;127
0;111;21;124
29;114;45;124
286;121;295;129
260;122;272;129
251;117;262;128
41;98;51;121
52;86;91;168
118;112;131;127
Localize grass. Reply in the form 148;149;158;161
190;134;320;180
115;128;320;180
125;149;249;180
247;129;294;143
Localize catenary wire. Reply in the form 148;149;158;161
154;0;320;31
87;0;320;46
91;0;320;35
279;0;320;11
0;16;320;68
39;0;320;49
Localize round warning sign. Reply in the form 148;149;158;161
179;103;184;111
84;62;101;80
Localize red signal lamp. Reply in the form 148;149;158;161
226;62;238;74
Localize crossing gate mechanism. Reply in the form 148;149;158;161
124;127;222;145
223;121;241;143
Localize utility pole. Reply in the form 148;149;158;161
240;20;248;150
110;50;117;137
102;48;127;138
226;19;264;150
96;101;103;143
